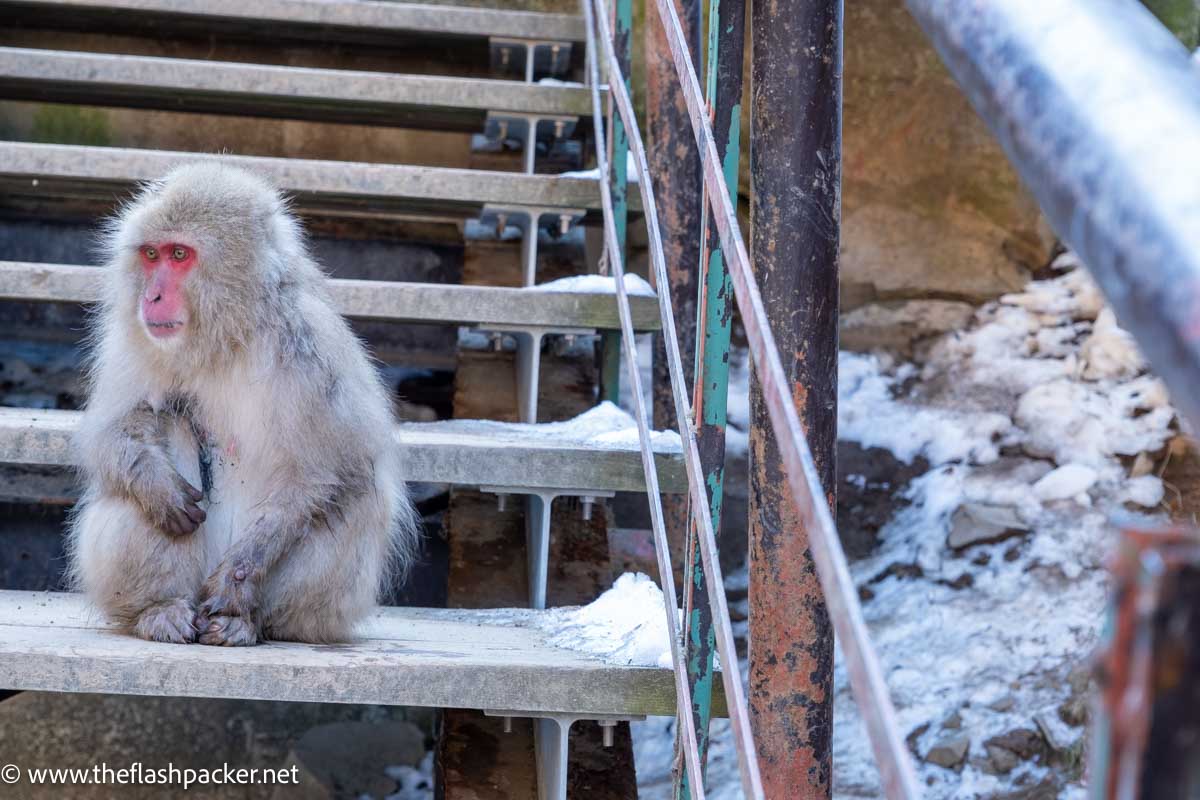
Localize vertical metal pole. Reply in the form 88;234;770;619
749;0;840;795
648;0;704;599
599;0;632;404
677;0;745;794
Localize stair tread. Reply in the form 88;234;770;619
0;589;687;716
0;407;686;493
0;0;585;44
0;261;661;331
0;47;592;130
0;141;634;217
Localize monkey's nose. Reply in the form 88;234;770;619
146;291;162;304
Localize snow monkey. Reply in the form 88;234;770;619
68;163;417;646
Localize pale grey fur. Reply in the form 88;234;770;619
68;163;417;645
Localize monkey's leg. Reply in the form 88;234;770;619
71;495;209;643
258;517;390;644
196;490;392;646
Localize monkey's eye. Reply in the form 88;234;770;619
143;246;158;261
171;246;188;262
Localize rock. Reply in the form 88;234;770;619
905;722;931;757
986;694;1016;712
838;3;1053;311
924;732;971;769
279;721;426;800
988;724;1046;762
838;441;931;560
1034;710;1081;755
947;503;1030;549
840;300;977;356
1033;464;1099;501
984;744;1021;775
941;710;963;730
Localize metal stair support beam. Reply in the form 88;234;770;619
0;47;592;133
490;38;575;82
484;710;642;800
481;485;615;611
484;113;579;174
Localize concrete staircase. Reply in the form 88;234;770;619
0;2;704;797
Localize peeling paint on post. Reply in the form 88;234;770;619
678;0;746;793
748;0;840;795
600;0;633;404
647;0;704;596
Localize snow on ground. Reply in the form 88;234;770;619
633;255;1181;799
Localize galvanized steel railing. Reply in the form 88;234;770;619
580;0;921;796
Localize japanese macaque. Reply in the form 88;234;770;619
68;163;417;646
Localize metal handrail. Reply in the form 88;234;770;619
580;0;760;796
582;0;922;796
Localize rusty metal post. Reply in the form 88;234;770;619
677;0;746;792
1091;526;1200;800
748;0;841;795
647;0;703;591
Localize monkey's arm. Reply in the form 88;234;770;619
79;400;207;537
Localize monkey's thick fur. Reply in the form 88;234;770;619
69;164;417;645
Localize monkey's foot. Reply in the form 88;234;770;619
196;613;258;646
133;598;198;644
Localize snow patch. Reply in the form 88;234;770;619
1032;464;1098;501
559;151;641;183
536;273;655;297
839;351;1013;465
539;572;677;668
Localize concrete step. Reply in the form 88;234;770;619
0;0;585;48
0;261;661;331
0;141;627;220
0;47;592;131
0;589;690;718
0;407;686;494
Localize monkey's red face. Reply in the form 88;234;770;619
139;241;197;341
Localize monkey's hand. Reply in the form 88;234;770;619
195;559;260;647
130;463;207;537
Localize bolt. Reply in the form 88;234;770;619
503;716;513;733
559;214;571;235
598;719;616;747
495;212;508;237
501;47;511;67
497;493;508;512
491;333;504;352
554;119;565;138
581;496;595;521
